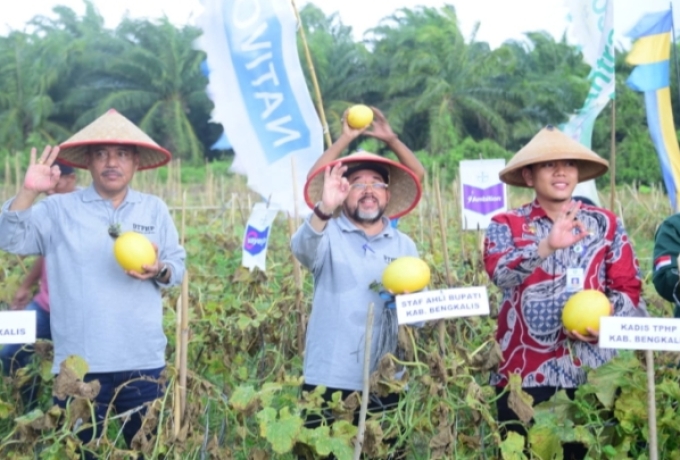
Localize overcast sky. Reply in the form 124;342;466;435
1;0;678;49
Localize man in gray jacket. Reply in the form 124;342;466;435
292;150;422;458
0;109;185;451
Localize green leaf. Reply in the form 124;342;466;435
40;360;54;382
587;352;641;409
62;355;89;380
528;414;564;460
257;406;303;454
533;390;575;425
0;399;13;419
299;425;333;456
236;314;252;331
229;385;259;414
499;431;528;460
14;409;44;426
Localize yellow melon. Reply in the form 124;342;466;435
346;104;374;129
382;257;431;294
562;289;611;335
113;231;156;273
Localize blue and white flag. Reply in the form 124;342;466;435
562;0;614;205
242;202;280;271
196;0;322;216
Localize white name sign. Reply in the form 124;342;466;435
599;316;680;351
395;286;490;325
0;311;37;344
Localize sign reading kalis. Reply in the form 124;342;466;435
463;184;505;215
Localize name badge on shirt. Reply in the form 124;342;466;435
566;268;584;292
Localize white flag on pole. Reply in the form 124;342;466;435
196;0;322;216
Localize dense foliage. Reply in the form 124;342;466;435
0;2;678;186
0;173;675;459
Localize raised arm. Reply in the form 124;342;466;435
307;109;365;180
363;107;425;182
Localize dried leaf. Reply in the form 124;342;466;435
507;374;534;424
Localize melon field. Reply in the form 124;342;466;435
0;162;678;460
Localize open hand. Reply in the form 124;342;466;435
545;201;589;251
363;107;398;144
319;163;350;213
24;145;62;193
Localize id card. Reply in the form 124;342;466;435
566;268;584;292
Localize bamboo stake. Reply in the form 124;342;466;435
434;174;453;285
173;294;182;438
609;100;617;211
174;190;189;437
289;156;306;354
433;173;452;354
5;156;10;193
179;190;189;417
290;0;333;148
353;302;375;460
14;154;20;196
646;349;658;460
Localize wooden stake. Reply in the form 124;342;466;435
14;154;20;196
353;302;375;460
179;190;189;417
609;100;617;211
646;349;658;460
290;0;332;148
433;173;452;354
289;156;306;354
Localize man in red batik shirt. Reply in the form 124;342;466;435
483;125;646;460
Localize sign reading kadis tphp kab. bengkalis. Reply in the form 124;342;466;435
459;159;508;230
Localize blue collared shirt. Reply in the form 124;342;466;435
0;185;186;373
291;212;418;391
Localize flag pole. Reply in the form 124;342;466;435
290;0;333;148
671;2;680;108
609;99;616;211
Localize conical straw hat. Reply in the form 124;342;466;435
58;109;171;170
499;125;609;187
304;151;422;219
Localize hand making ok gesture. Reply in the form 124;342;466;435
23;145;62;193
545;200;589;251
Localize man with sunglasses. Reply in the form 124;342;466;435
291;146;422;458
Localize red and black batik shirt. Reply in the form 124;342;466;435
483;200;645;388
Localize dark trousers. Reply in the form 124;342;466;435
298;383;402;459
54;366;165;452
496;386;588;460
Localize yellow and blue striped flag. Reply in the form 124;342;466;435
626;10;680;211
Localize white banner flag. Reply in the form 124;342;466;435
196;0;322;216
459;159;507;230
242;202;279;271
562;0;614;206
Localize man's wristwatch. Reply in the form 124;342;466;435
155;263;169;281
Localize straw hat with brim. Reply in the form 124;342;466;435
499;125;609;187
58;109;171;170
304;152;422;219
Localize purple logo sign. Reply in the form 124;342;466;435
243;226;269;255
463;183;505;215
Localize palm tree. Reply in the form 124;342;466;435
364;5;517;153
0;32;71;151
65;18;211;162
